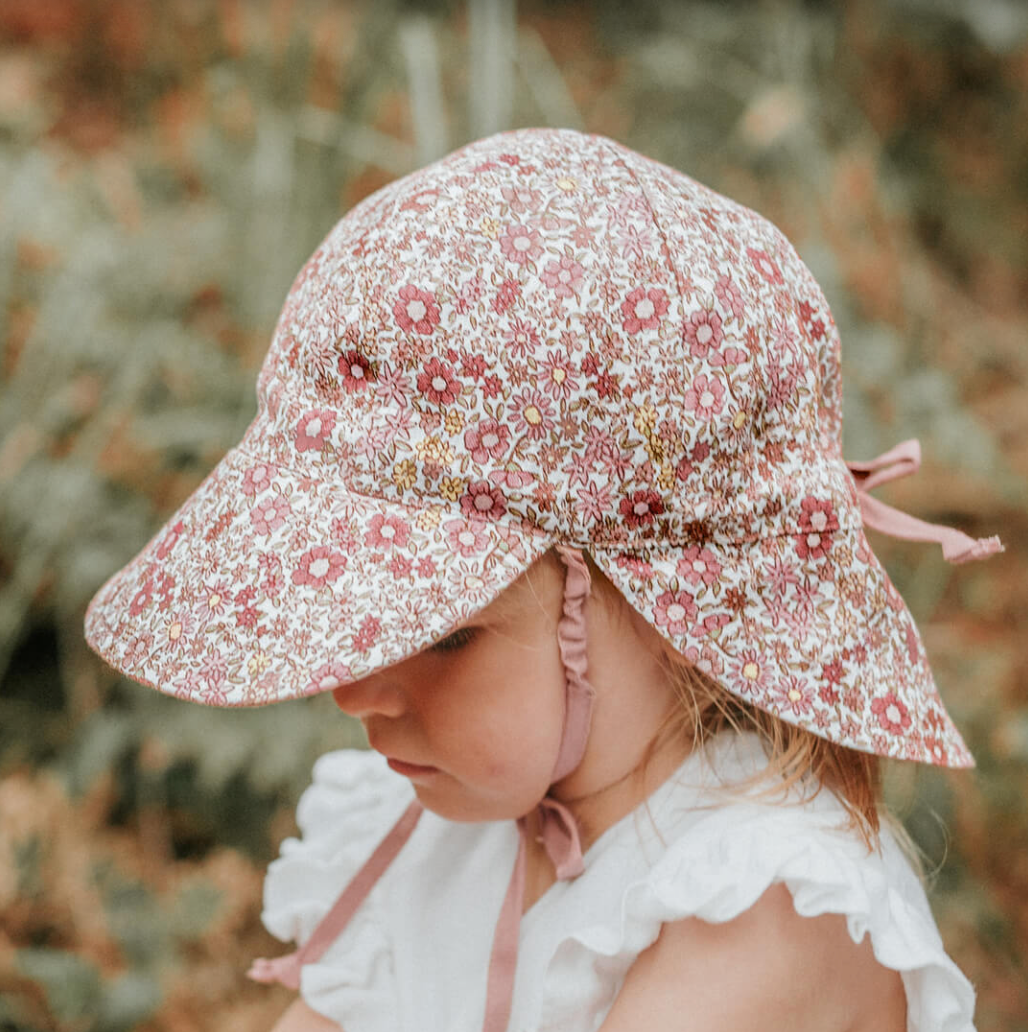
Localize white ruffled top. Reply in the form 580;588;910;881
261;732;977;1032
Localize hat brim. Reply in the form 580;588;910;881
590;530;973;768
85;441;553;706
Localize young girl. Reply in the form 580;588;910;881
84;128;1000;1031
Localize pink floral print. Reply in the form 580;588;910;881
620;287;669;334
84;127;982;767
292;547;347;588
394;285;440;334
294;410;335;452
541;255;584;298
499;222;544;265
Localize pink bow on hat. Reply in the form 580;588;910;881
846;439;1002;564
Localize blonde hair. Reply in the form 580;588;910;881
574;550;885;851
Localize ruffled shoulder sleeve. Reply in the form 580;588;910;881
260;748;415;1025
526;737;977;1032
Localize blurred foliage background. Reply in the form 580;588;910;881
0;0;1026;1028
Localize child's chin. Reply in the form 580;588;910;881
413;786;526;824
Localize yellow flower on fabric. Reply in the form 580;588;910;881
439;476;464;502
480;217;500;239
414;436;454;465
393;459;417;491
556;176;578;193
645;436;666;466
633;402;657;434
416;505;443;530
657;462;676;491
248;651;271;676
444;409;465;435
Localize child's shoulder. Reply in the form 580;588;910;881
600;882;906;1032
530;735;977;1031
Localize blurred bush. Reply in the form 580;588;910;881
0;0;1026;1029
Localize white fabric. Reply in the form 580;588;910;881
261;734;977;1032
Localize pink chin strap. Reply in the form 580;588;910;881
249;545;597;1032
249;445;1001;1022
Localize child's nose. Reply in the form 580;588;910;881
331;674;406;719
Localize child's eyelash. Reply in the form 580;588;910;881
431;627;476;652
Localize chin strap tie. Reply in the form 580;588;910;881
846;439;1003;563
247;797;424;990
250;546;596;1032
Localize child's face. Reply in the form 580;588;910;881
331;559;569;822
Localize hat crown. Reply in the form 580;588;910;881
253;128;853;548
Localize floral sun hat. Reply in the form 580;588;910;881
85;127;1001;768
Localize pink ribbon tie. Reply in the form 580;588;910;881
249;545;597;1032
846;439;1003;564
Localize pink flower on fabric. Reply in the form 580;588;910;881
575;481;611;524
417;357;460;405
541;255;584;298
689;611;731;638
510;390;555;441
163;611;194;651
620;287;669;334
794;496;839;560
250;494;291;536
506;318;542;358
714;274;744;318
294;409;336;451
653;590;698;635
775;676;814;715
675;546;721;587
393;285;440;334
465;419;510;463
129;579;154;617
124;632;153;667
924;736;948;765
292;546;347;588
241;462;277;497
732;649;769;693
155;520;185;560
746;247;783;285
683;309;723;358
615;554;654;580
307;661;352;692
871;693;912;735
197;584;231;622
364;514;411;550
444;519;490;557
707;344;747;368
489;468;534;489
260;559;284;598
353;615;381;652
619;489;664;528
683;374;725;420
492;278;521;313
389;554;412;579
538;351;580;400
499;222;543;265
338;351;375;392
461;352;487;379
460;481;506;520
500;183;541;214
455;276;485;314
